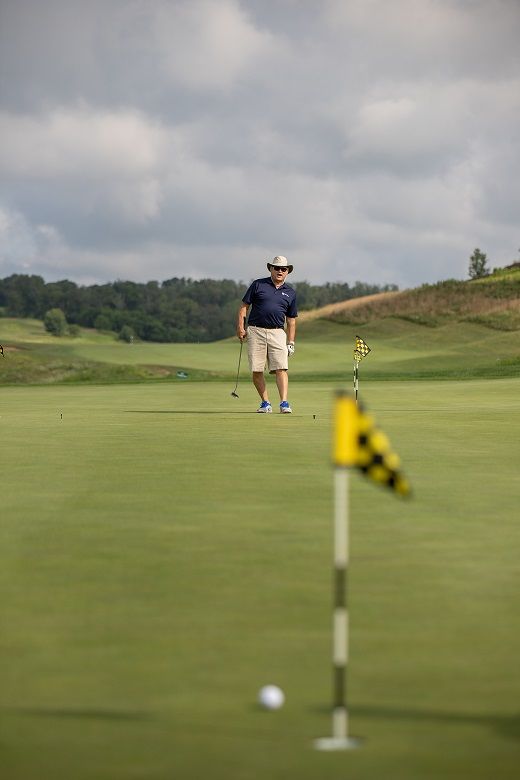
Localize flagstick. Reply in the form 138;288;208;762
354;360;359;404
314;464;360;751
315;388;408;751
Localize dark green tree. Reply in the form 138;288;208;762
94;312;114;332
469;248;489;279
1;273;400;343
44;308;68;336
118;325;135;343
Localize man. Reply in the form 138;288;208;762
236;255;298;414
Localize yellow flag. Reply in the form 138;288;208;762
333;392;411;497
354;335;371;362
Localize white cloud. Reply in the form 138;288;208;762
324;0;520;80
344;94;460;175
0;105;167;178
0;207;70;276
0;105;170;226
152;0;278;90
0;0;519;288
0;207;38;263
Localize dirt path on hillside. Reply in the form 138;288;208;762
297;290;403;323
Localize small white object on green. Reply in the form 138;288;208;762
258;685;285;710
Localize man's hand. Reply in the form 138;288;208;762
287;341;295;357
236;316;247;341
236;307;248;341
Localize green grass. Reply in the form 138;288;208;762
0;379;519;779
295;318;520;380
2;316;520;384
0;319;223;384
322;268;520;331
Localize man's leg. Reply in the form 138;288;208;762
248;327;269;405
275;369;288;402
253;371;269;401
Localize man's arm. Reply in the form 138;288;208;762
237;303;249;340
286;317;296;352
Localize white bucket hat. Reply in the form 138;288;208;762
267;255;293;274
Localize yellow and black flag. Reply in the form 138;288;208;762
333;391;411;497
353;336;370;402
354;335;371;362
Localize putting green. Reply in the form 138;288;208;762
0;379;518;779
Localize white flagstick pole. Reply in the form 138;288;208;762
314;393;360;751
333;466;349;739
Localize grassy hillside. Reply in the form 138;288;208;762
0;319;220;385
1;268;519;384
302;266;520;331
297;318;520;380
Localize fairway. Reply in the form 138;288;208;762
1;379;519;780
55;318;520;379
1;316;519;384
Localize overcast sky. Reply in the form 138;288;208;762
1;0;519;289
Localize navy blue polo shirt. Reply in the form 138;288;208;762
243;277;298;329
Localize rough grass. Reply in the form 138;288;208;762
0;320;219;384
303;269;520;331
0;347;216;384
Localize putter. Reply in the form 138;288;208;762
231;340;243;398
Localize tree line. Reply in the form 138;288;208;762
0;274;398;343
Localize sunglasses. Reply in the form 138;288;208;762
272;266;288;272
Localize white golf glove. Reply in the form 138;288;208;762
287;341;295;357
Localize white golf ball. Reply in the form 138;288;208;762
258;685;285;710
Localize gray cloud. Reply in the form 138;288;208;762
0;0;519;289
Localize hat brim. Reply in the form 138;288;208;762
267;263;293;274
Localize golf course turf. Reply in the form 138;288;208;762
0;378;518;779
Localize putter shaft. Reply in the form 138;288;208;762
231;340;243;397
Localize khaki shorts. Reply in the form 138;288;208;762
247;326;288;373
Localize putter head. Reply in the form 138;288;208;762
231;391;239;398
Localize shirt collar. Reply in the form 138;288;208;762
268;276;287;290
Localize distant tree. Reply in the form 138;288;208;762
94;312;114;331
44;279;80;319
44;308;68;336
469;248;489;279
118;325;135;343
2;274;46;316
1;273;400;343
